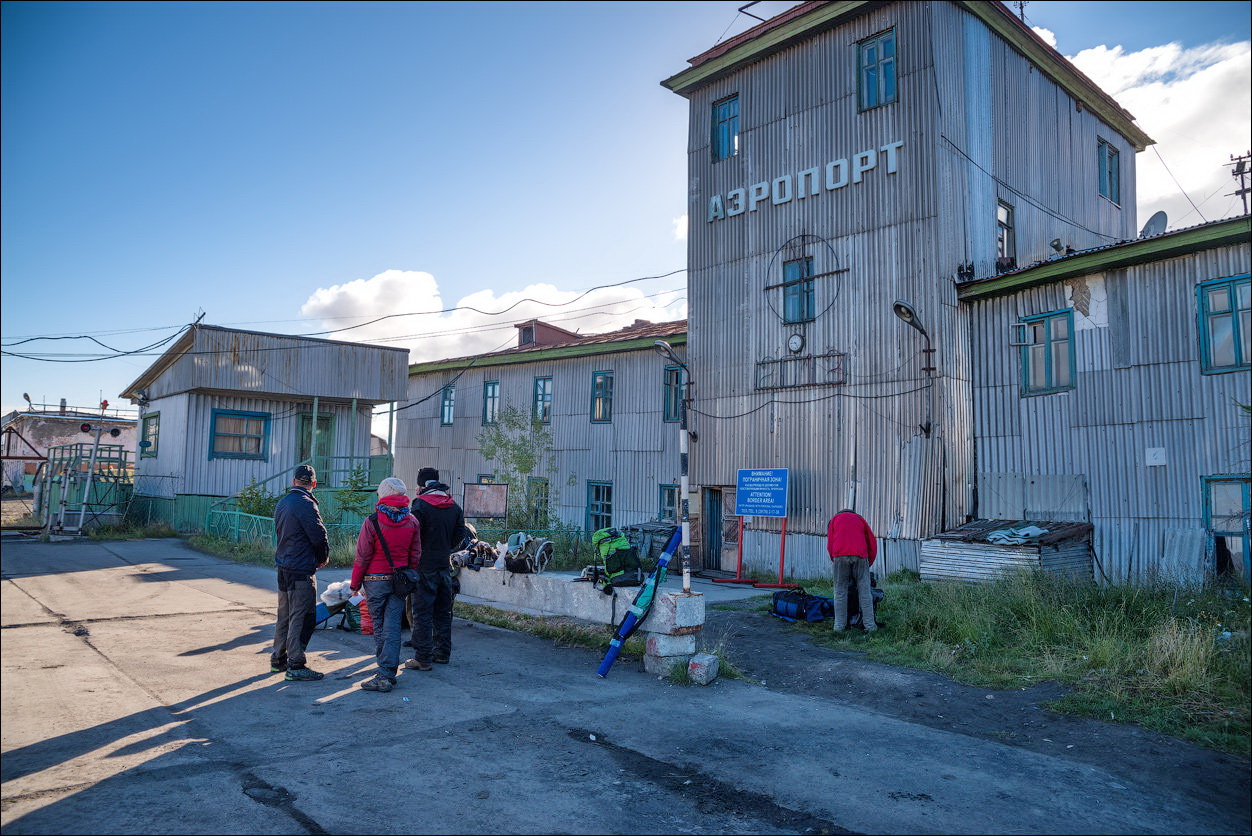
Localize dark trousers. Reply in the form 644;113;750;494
409;570;455;662
272;569;317;669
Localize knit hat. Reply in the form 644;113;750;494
377;476;408;499
417;467;440;486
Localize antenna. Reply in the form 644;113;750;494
1230;151;1251;215
1139;211;1168;238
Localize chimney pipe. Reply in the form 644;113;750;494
60;398;67;414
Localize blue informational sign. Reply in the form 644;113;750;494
735;468;789;518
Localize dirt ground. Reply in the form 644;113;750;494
1;496;38;526
705;598;1250;821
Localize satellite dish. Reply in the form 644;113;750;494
1139;211;1168;238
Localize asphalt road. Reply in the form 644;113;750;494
1;537;1246;835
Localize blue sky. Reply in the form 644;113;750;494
2;0;1249;424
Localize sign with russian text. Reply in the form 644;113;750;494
735;468;789;518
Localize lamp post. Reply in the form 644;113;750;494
892;301;934;437
653;340;692;594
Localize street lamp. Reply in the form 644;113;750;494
892;301;934;437
653;339;692;594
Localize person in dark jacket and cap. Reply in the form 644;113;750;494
405;467;468;671
271;464;330;680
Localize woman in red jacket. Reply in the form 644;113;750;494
826;508;878;633
350;477;421;692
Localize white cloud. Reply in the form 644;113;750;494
1054;36;1251;228
301;269;687;364
673;214;689;241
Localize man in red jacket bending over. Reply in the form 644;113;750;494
826;508;878;633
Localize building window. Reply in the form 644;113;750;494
477;474;495;484
519;325;535;345
1098;138;1120;204
591;371;614;423
858;29;897;110
1197;274;1251;373
711;94;739;161
528;476;550;526
140;412;160;458
209;410;269;460
440;384;455;426
996;201;1016;266
782;257;815;323
587;480;613;532
659;484;678;523
663;365;683;423
1204;476;1250;581
482;380;500;425
1019;309;1075;396
533;376;553;423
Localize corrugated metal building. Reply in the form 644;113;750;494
121;324;409;529
958;217;1251;583
661;0;1160;579
394;320;692;551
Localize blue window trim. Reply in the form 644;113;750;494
711;94;739;162
533;376;553;424
1097;138;1121;205
482;380;500;425
586;480;613;533
659;484;678;522
140;411;160;458
782;256;815;324
209;409;270;461
590;370;614;424
440;384;455;426
663;365;682;423
1202;475;1251;579
1196;274;1251;375
857;29;897;111
1019;308;1076;397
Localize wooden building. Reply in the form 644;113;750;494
120;324;409;530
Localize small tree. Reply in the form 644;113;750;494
477;403;566;531
235;479;280;518
333;463;374;524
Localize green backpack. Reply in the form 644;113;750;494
591;528;642;588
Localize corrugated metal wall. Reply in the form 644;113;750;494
678;1;1144;578
969;244;1252;583
395;345;684;531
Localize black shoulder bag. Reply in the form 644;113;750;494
371;514;420;597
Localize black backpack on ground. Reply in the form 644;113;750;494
770;573;884;627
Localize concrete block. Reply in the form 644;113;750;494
457;568;620;625
638;591;705;635
688;652;719;686
645;632;697;658
643;653;691;676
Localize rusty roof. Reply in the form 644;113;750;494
930;519;1094;546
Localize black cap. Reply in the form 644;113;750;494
417;466;439;486
294;464;316;482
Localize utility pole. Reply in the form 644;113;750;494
1229;152;1250;215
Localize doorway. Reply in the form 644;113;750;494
298;413;335;479
703;487;739;572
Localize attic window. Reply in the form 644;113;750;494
519;325;535;346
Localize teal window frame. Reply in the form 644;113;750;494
782;257;815;324
528;476;550;526
440;384;455;426
482;380;500;425
663;365;682;423
1098;138;1121;204
1203;475;1251;580
209;409;270;461
659;484;678;523
1197;274;1251;374
140;411;160;458
533;376;553;424
590;370;614;423
857;29;897;111
587;480;613;532
1019;309;1076;396
711;94;739;161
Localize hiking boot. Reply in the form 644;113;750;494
404;658;432;671
432;656;450;665
284;667;325;682
360;676;393;692
270;662;287;673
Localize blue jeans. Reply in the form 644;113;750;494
363;578;405;681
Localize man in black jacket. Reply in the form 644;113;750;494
271;464;330;681
405;467;467;670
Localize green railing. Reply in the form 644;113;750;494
205;507;366;547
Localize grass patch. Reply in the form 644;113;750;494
782;569;1251;755
451;600;645;659
88;522;181;541
185;531;358;568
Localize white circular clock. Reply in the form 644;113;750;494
787;333;805;354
